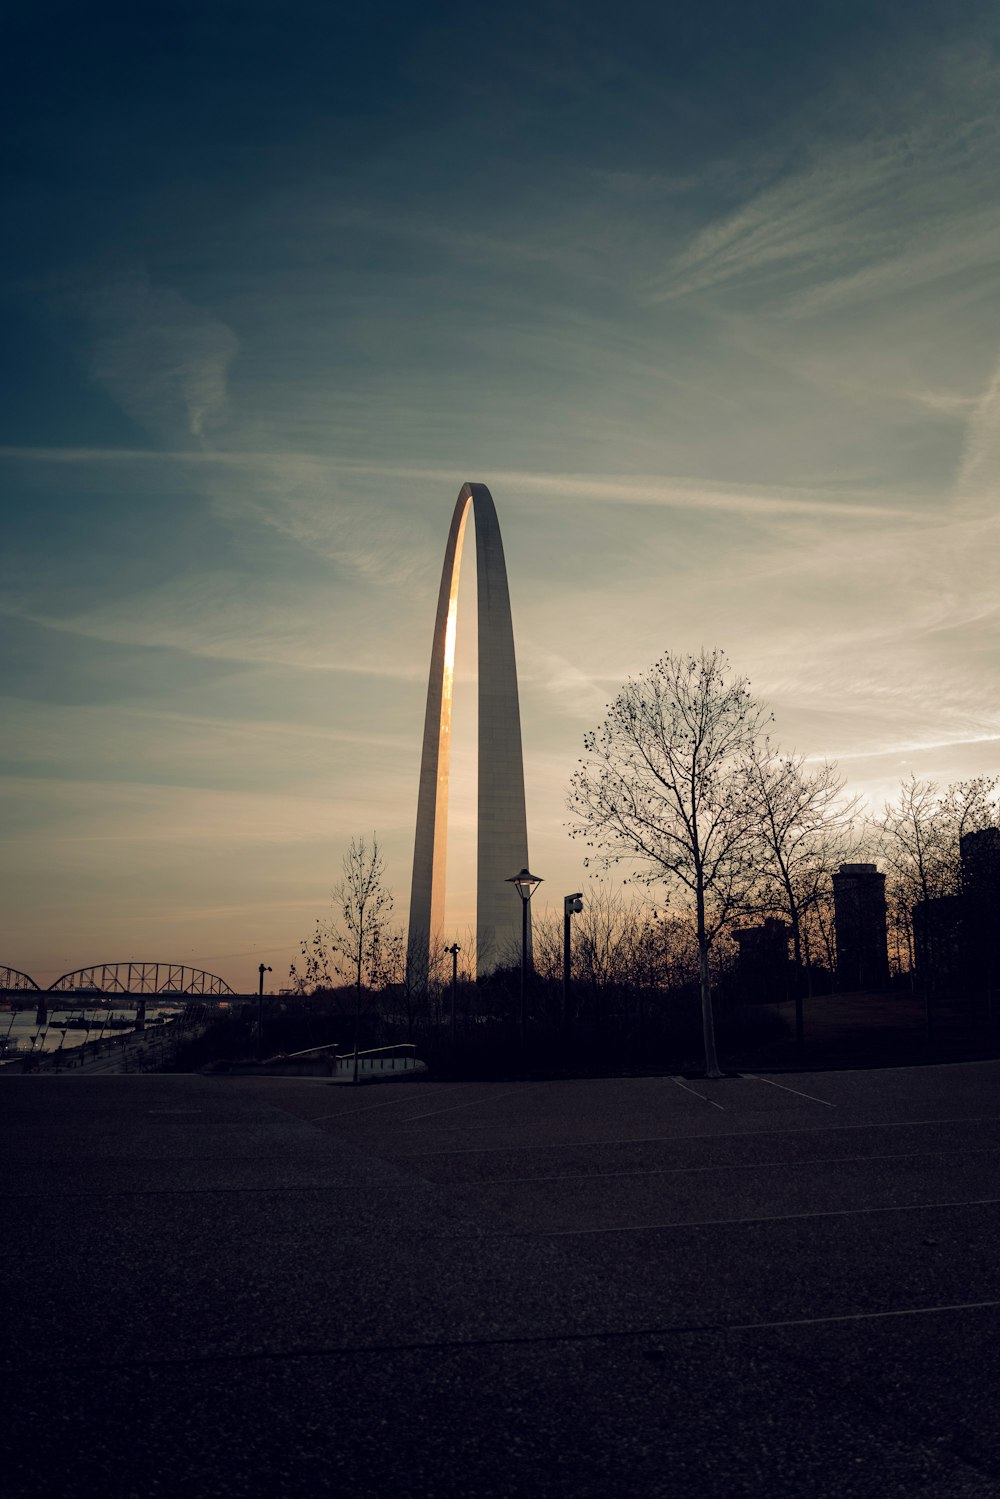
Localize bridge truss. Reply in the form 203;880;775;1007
0;967;40;993
46;963;236;997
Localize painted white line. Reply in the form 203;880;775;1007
307;1093;440;1124
398;1114;1000;1158
746;1075;836;1107
721;1297;1000;1335
535;1194;1000;1236
228;1076;329;1084
395;1086;532;1124
671;1077;725;1111
466;1144;1000;1186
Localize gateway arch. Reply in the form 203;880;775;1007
408;483;529;984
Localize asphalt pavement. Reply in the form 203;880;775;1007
3;1062;1000;1497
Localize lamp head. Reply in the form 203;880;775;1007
506;867;543;903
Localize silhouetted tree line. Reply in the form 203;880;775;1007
284;650;998;1078
876;774;1000;1001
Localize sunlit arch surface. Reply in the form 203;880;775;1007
408;483;530;983
47;963;235;996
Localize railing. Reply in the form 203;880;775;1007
265;1041;341;1061
335;1043;419;1073
256;1042;419;1073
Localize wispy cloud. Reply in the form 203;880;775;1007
487;470;906;519
955;350;1000;502
0;593;427;678
0;445;906;520
649;59;1000;319
205;453;432;587
84;274;239;440
809;732;1000;764
518;640;611;721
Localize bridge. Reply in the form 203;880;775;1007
1;962;237;1005
0;967;40;994
47;962;236;998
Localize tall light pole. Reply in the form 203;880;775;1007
256;964;272;1063
563;893;583;1041
446;944;461;1044
506;868;543;1052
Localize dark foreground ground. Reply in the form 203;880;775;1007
3;1062;1000;1498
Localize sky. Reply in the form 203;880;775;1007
2;0;1000;991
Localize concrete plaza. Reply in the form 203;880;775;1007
4;1062;1000;1497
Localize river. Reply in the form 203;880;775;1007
0;1007;182;1058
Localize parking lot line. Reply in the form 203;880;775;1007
746;1075;836;1106
671;1077;725;1110
464;1144;1000;1186
307;1092;440;1123
533;1194;1000;1236
397;1114;1000;1158
393;1086;532;1124
721;1297;1000;1334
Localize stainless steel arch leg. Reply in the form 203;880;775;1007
407;483;530;985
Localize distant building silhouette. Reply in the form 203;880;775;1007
906;830;1000;996
912;895;963;991
833;863;888;992
961;828;1000;994
733;919;791;1003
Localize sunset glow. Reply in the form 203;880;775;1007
2;3;998;990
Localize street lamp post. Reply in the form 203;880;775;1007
562;893;584;1040
446;944;461;1044
506;868;543;1052
256;963;272;1063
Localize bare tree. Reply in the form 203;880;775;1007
569;648;770;1077
534;884;702;1043
575;884;639;987
878;775;998;992
940;777;1000;884
529;908;564;987
745;745;859;1048
378;927;432;1039
878;776;947;918
290;834;394;1083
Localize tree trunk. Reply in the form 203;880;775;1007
698;941;721;1077
695;875;719;1079
802;922;815;999
789;908;804;1055
353;950;362;1085
696;878;721;1078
